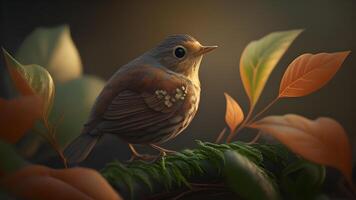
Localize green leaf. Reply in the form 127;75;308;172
224;151;280;200
168;163;190;188
0;139;28;174
15;24;82;83
131;168;153;191
50;76;104;147
107;162;135;198
253;144;289;166
240;29;303;107
281;160;325;199
3;49;55;120
229;142;263;163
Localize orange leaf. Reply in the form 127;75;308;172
279;51;350;97
1;165;122;200
50;167;121;200
0;96;43;143
14;176;93;200
224;93;244;133
250;114;352;182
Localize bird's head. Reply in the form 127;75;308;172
150;34;217;80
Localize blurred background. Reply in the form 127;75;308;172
0;0;355;169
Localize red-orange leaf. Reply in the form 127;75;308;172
0;96;43;143
1;165;122;200
279;51;350;97
50;167;121;200
224;93;244;133
250;114;352;182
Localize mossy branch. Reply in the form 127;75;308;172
101;141;325;200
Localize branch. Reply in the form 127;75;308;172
101;141;325;199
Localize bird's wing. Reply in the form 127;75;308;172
84;65;194;143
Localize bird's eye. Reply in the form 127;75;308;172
173;46;186;59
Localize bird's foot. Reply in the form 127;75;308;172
127;143;157;163
128;153;157;162
150;144;177;156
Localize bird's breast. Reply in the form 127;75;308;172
178;84;200;128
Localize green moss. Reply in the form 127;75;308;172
101;141;324;200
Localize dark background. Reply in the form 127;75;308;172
1;0;355;168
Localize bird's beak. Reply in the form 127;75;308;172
197;45;218;55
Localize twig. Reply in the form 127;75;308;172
146;182;227;200
248;130;262;144
246;97;279;126
170;187;227;200
342;177;356;199
215;128;227;143
52;112;64;132
226;97;279;143
35;117;68;168
189;182;225;188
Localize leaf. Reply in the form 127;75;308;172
0;96;43;144
3;48;55;119
279;51;350;97
281;160;325;199
15;24;82;83
250;114;352;182
1;165;122;200
0;139;27;175
130;168;153;191
240;29;303;107
224;93;244;133
50;167;122;200
52;75;104;147
224;151;280;200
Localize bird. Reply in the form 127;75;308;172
64;34;217;164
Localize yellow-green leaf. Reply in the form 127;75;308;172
15;24;82;83
240;29;303;107
224;93;244;133
3;49;55;119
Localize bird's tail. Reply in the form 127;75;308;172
63;134;100;165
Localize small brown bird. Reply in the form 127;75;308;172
64;34;217;164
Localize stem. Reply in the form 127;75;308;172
344;177;356;199
215;128;227;143
146;183;227;200
248;130;262;144
246;97;279;126
174;188;226;200
189;182;225;188
50;137;68;168
42;118;68;168
226;96;279;143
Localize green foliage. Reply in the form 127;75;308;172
15;25;82;83
12;25;105;159
240;29;303;107
280;160;326;200
101;141;325;200
50;76;104;147
0;139;28;174
224;150;280;200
